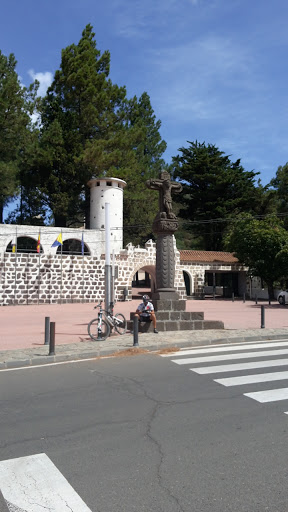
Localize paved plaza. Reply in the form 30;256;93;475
1;295;288;369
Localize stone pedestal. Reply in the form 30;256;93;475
128;298;224;333
129;170;225;333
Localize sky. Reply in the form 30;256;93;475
1;0;288;219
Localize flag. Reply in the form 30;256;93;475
81;232;84;256
36;232;41;253
51;233;63;247
11;237;16;253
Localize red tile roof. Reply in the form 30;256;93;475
179;250;238;263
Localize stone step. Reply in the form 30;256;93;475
127;319;224;333
153;299;186;312
130;311;204;321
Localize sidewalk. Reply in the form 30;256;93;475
1;298;288;369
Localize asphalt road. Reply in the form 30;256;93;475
1;343;288;511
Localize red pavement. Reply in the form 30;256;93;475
0;294;288;351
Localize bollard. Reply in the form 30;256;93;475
133;316;139;347
49;321;56;355
255;295;258;304
243;293;246;303
261;305;265;329
44;316;50;345
232;292;234;302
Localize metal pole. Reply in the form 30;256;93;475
49;322;56;355
37;229;41;305
44;316;50;345
133;316;139;347
213;272;216;300
232;292;234;302
261;305;265;329
243;293;246;303
105;203;111;313
111;249;115;305
255;295;258;304
60;231;63;305
13;227;17;305
82;231;85;303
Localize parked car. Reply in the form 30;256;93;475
277;290;288;305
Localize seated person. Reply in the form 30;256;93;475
135;294;158;333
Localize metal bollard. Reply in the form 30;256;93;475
44;316;50;345
243;293;246;303
133;316;139;347
261;305;265;329
232;292;234;302
255;295;258;304
49;322;56;355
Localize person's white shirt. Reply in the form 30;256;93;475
137;301;154;317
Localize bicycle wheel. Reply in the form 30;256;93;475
88;318;110;341
114;313;127;335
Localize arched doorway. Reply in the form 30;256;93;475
183;270;191;296
131;265;156;300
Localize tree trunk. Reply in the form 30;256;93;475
267;282;275;301
54;213;67;227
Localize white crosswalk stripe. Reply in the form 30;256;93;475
172;348;288;365
192;358;288;374
214;371;288;386
160;340;288;357
160;340;288;414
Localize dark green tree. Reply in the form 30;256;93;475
37;24;127;227
0;51;38;222
269;163;288;229
121;92;167;245
12;26;167;244
224;214;288;299
172;141;272;250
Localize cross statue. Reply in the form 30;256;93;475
146;170;182;219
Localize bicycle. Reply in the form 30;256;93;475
88;301;127;341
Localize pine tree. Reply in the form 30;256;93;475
0;51;38;222
38;24;127;227
172;141;270;250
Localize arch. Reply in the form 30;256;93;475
129;264;156;299
6;236;43;254
56;238;90;255
183;270;192;296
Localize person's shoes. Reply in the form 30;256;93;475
154;328;158;334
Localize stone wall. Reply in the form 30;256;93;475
180;261;246;297
0;222;249;305
0;239;187;306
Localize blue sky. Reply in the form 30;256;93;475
1;0;288;219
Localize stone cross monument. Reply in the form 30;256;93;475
147;170;182;300
128;169;224;331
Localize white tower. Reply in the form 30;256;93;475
88;177;127;253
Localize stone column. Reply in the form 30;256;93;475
146;170;182;302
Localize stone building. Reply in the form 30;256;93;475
0;176;254;306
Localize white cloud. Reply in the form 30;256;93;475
112;0;203;39
146;33;268;126
28;69;53;96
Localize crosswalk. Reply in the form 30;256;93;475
160;339;288;413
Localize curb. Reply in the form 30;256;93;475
1;332;288;370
